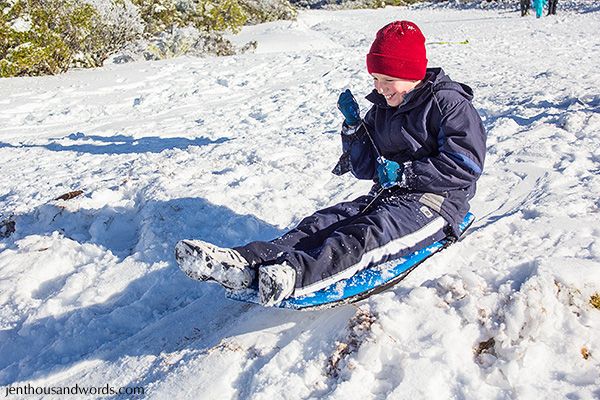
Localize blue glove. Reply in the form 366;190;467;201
337;89;361;126
377;158;402;189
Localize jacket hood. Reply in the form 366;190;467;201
365;67;474;112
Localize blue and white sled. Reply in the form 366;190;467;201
226;212;475;310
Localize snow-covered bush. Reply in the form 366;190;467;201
131;0;247;34
385;0;422;5
105;0;252;62
105;25;256;64
104;0;263;63
1;0;91;76
81;0;144;52
0;0;143;77
239;0;296;24
288;0;380;10
104;0;291;64
0;0;255;76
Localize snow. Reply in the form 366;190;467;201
10;16;32;33
1;3;600;399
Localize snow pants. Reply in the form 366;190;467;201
235;191;449;297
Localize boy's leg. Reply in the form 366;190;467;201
176;195;372;293
274;196;372;250
235;195;372;266
237;197;449;298
280;198;448;297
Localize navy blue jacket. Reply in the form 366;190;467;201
333;68;487;234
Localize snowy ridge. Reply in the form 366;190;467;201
1;5;599;399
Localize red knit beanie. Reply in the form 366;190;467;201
367;21;428;81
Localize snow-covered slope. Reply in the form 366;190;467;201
1;4;599;399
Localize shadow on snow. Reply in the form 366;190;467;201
0;196;310;389
0;131;230;155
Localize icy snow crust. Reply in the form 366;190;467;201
1;5;600;399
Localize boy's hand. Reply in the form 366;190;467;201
337;89;361;126
377;158;403;189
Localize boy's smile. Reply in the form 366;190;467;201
371;72;421;107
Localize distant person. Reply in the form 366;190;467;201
175;21;487;306
521;0;531;16
547;0;558;15
533;0;547;17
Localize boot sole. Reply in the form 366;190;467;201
175;240;254;290
175;240;216;282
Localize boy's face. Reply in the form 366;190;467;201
371;73;421;107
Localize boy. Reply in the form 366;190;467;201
175;21;487;306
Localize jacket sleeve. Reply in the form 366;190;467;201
404;99;486;192
332;107;378;180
